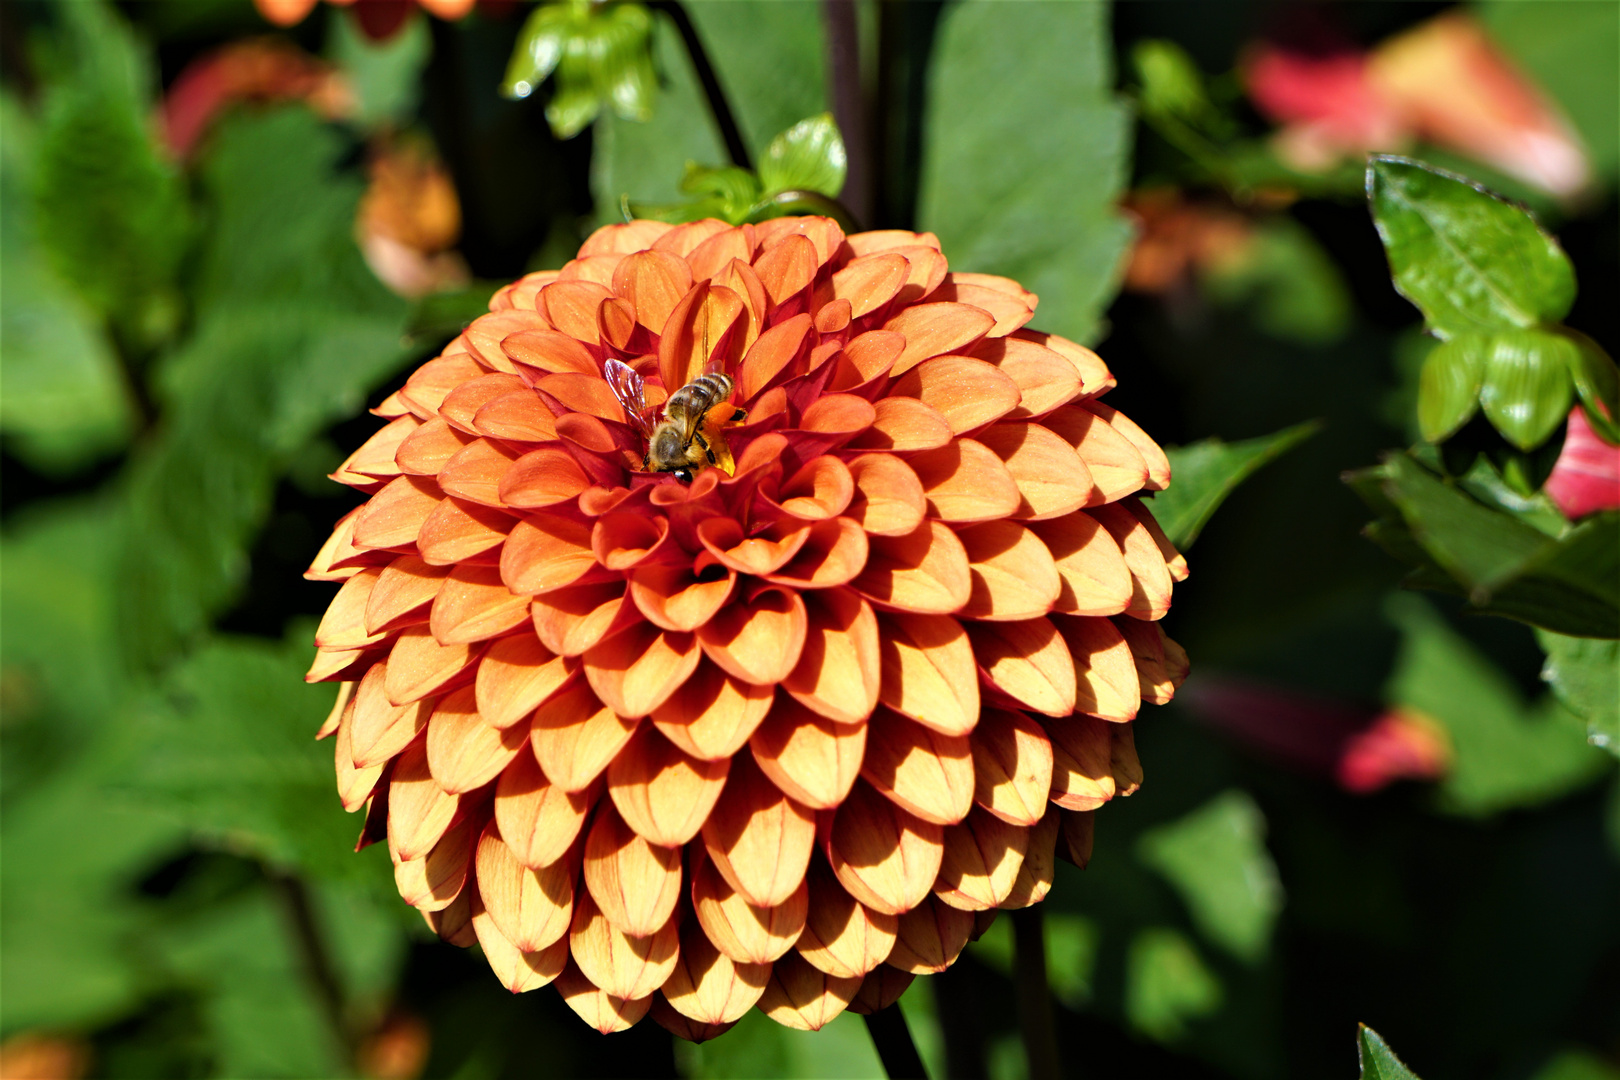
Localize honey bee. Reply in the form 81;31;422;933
605;358;747;483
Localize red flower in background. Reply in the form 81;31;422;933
307;216;1189;1036
1246;12;1590;197
162;39;353;159
1545;408;1620;520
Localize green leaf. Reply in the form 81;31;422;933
1132;39;1221;134
679;1009;884;1079
1149;421;1322;548
1478;328;1576;450
502;1;570;99
1417;335;1486;442
1366;156;1575;339
919;0;1133;344
1124;927;1223;1042
1137;790;1284;963
327;4;430;130
1358;1025;1422;1080
1561;328;1620;444
120;108;411;666
31;0;191;352
1386;595;1611;815
683;1;827;158
757;113;847;199
1536;630;1620;756
679;163;762;222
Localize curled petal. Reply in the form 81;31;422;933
354;475;441;550
830;253;910;317
860;708;975;826
474;389;561;442
335;414;416;485
530;581;631;657
969;338;1079;420
463;312;544;373
583;802;683;938
426;686;529;793
1080;400;1171;491
845;454;926;537
764;518;869;590
315;567;387;650
494;751;595;868
969;709;1054;827
770;456;855;521
388;739;460;863
937;273;1037;337
529;681;640;793
1111;722;1143;797
783;588;881;724
395;816;472;911
749;696;866;810
470;892;569;994
876;611;980;737
350;663;432;768
629;564;736;632
968;618;1077;717
438;438;522;508
401;353;484;417
1045;713;1116;811
1113;617;1190;705
475;632;577;730
501;511;596;595
697;517;810;577
757;951;862;1032
975;422;1093;522
608;725;730;847
823;779;944;916
650;661;774;761
1028;513;1132;617
753;233;819;308
440;373;527;434
854;521;972;615
840;331;906;385
591;513;671;571
847;965;916;1016
1056;616;1142;723
475;822;573;952
395;417;474;476
384;626;482;706
1123;496;1189;582
958;521;1062;621
613;250;694;333
686;225;757;282
1043;407;1148;504
1058;809;1095;869
701;753;815;909
539;280;612;346
739;313;812;402
580;220;677;257
696;586;808;685
569;888;679;1001
556;960;653;1033
908;439;1022;523
796;858;898;978
585;623;700;720
1013;330;1113;397
1087;504;1174;621
660;281;746;393
691;851;807;964
335;701;384;812
500;446;592;509
661;920;770;1025
1000;804;1060;909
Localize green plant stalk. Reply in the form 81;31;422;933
649;0;752;170
1011;907;1062;1080
863;1006;928;1079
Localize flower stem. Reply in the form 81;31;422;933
820;0;870;228
864;1005;928;1079
1011;907;1062;1080
650;1;752;171
268;867;356;1069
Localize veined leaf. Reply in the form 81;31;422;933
1417;335;1486;443
1478;328;1576;450
1367;156;1575;339
1536;630;1620;756
1561;327;1620;444
1358;1026;1422;1080
1149;421;1322;548
757;113;846;198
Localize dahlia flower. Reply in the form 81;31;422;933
308;216;1189;1037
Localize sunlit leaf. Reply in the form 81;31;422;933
1149;421;1322;548
757;113;846;198
1358;1025;1422;1080
1477;328;1576;450
1417;336;1486;443
1367;156;1575;339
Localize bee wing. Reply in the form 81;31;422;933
604;358;653;438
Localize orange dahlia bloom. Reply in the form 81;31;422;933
308;216;1189;1037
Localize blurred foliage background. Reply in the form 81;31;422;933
1;1;1616;1078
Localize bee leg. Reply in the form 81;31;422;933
693;430;718;466
730;407;746;422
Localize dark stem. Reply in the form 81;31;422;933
650;1;752;171
820;0;870;228
1011;907;1062;1080
268;868;356;1067
864;1005;929;1080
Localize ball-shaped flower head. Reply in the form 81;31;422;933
307;217;1190;1038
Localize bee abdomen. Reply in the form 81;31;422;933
667;373;734;414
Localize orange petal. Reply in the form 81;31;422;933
1086;504;1173;621
440;373;528;434
1000;803;1059;909
607;725;730;847
876;611;979;736
890;356;1021;435
841;330;906;384
749;696;866;811
1013;330;1113;397
975;422;1093;521
691;851;807;965
396;416;475;476
753;233;819;308
494;750;595;868
613;250;694;333
335;700;384;811
853;520;971;616
628;564;736;632
757;951;862;1032
886;895;974;974
336;414;416;483
701;753;815;909
823;779;944;916
315;567;387;649
426;686;528;793
845;454;925;537
385;626;480;706
696;587;807;686
306;507;367;581
388;739;460;862
462;311;544;373
555;959;653;1033
438;438;522;508
430;564;531;645
353;475;441;550
958;521;1062;621
659;281;745;393
713;258;768;351
476;632;578;729
696;516;811;577
500;511;596;595
1113;617;1189;705
1055;615;1142;722
474;821;573;952
350;662;433;768
756;215;844;265
770;456;855;521
499;446;591;509
529;681;640;792
1079;400;1171;491
470;893;569;993
423;879;479;946
473;388;561;442
782;588;880;724
739;313;812;402
860;709;974;826
652;219;734;257
582;803;683;938
580;219;676;257
933;807;1028;911
316;680;354;741
686;226;757;282
1058;808;1095;869
568;888;679;1002
969;708;1053;827
1045;713;1116;811
650;996;734;1043
538;280;611;347
967;618;1077;717
763;517;869;590
417;498;514;566
847;396;953;452
938;273;1036;336
529;581;630;657
1123;496;1189;582
883;303;996;377
537;372;626;423
308;644;370;684
1111;722;1143;797
584;624;700;718
969;338;1079;419
907;439;1021;523
796;858;898;978
831;253;910;317
661;919;770;1025
1043;407;1148;504
846;965;916;1015
649;661;774;761
1028;512;1132;617
400;353;484;417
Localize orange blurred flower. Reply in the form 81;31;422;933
307;216;1188;1036
1121;189;1256;295
358;138;470;299
0;1034;89;1080
1246;12;1589;196
162;39;353;159
258;0;476;41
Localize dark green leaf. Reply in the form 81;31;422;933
1417;335;1486;442
1366;156;1575;338
1478;328;1576;450
1387;595;1611;815
1137;791;1284;963
919;0;1133;344
1359;1025;1422;1080
1561;328;1620;444
1124;928;1223;1041
756;114;846;199
683;1;827;157
1149;421;1322;548
1536;630;1620;757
